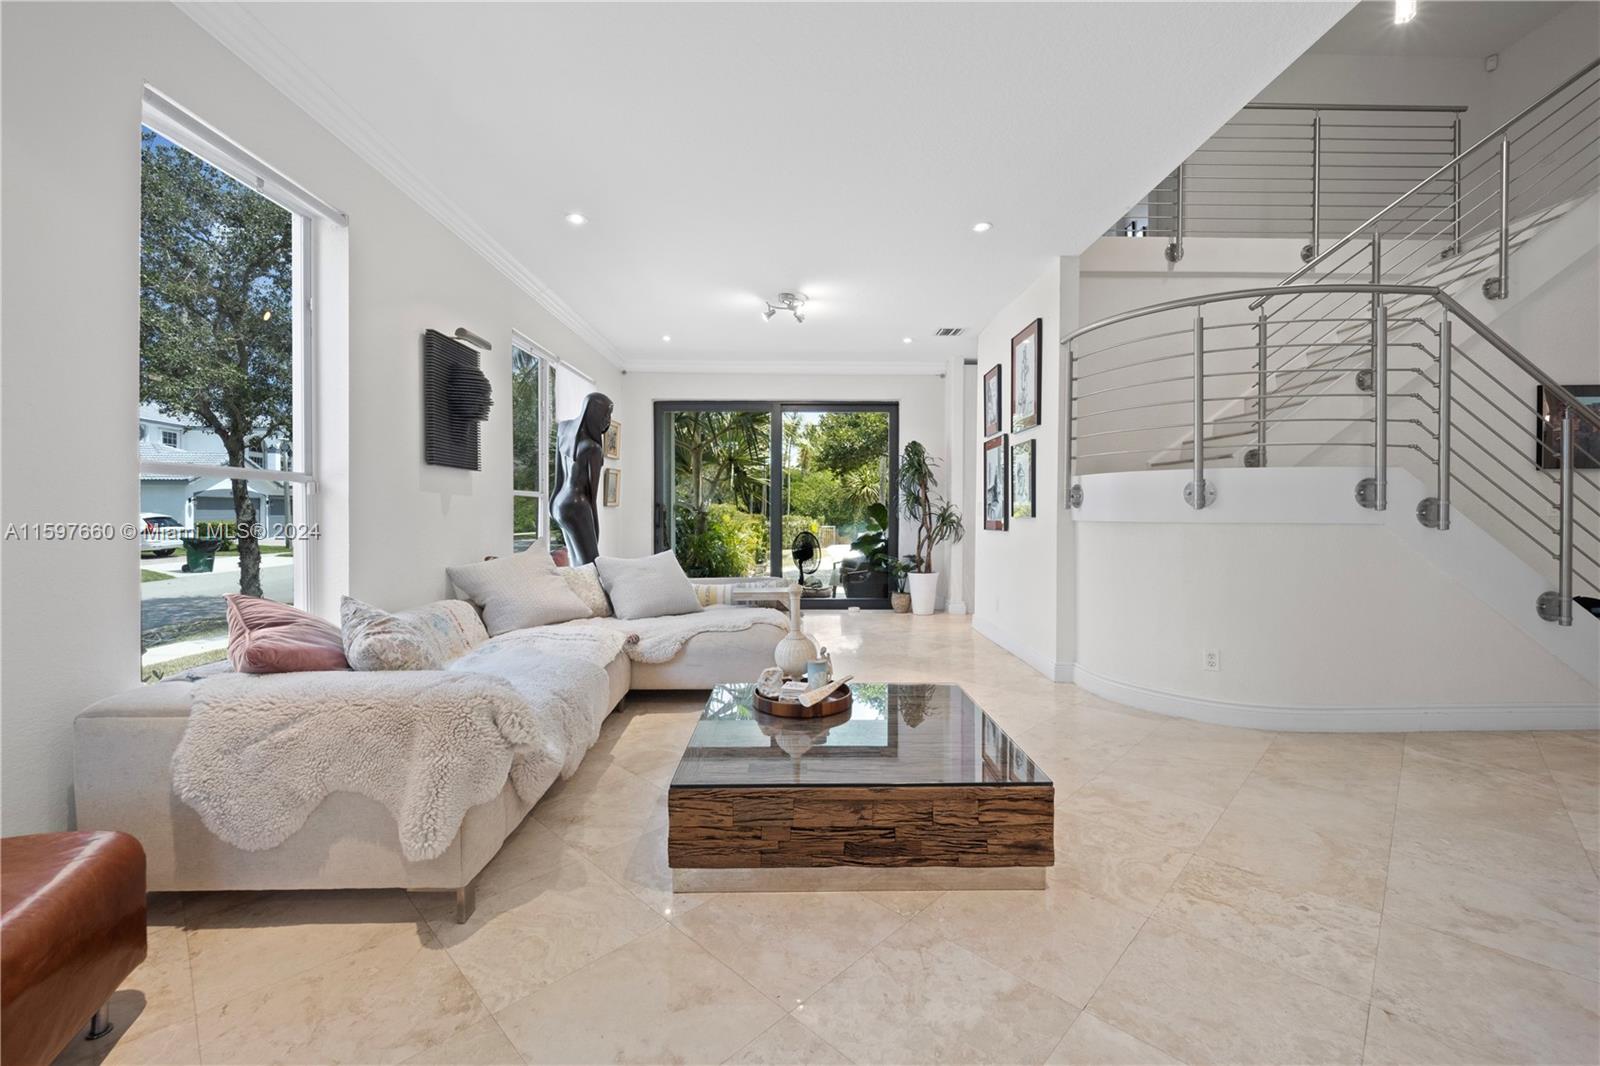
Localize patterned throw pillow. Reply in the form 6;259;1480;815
397;600;490;662
560;563;612;618
340;596;444;671
446;548;592;635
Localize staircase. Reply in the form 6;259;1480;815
1067;59;1600;627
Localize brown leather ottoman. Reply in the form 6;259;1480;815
1;831;147;1066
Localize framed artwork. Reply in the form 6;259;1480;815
982;364;1002;438
1010;438;1036;518
602;467;621;507
1011;318;1042;433
603;419;621;460
983;435;1009;530
1536;385;1600;470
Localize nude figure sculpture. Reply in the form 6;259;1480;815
552;392;613;566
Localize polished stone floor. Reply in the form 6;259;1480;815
58;613;1599;1065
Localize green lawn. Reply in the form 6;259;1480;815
140;568;175;582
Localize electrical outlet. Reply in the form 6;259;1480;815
1202;650;1221;672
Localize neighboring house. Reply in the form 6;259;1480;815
138;403;291;531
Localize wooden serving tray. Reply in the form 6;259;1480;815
753;685;853;719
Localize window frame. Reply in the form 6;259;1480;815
160;429;180;448
511;334;554;549
139;89;343;617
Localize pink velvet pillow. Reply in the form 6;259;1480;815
225;594;349;674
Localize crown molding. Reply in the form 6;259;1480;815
177;2;623;370
621;358;950;377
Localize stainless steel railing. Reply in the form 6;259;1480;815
1108;102;1466;264
1063;283;1600;626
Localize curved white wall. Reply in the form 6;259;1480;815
1071;468;1599;731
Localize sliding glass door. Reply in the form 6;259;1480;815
655;402;898;607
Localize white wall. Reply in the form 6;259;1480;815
1;1;621;834
970;258;1079;678
609;370;954;596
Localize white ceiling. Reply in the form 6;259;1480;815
1309;1;1573;58
187;2;1349;371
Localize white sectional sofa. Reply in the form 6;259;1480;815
74;583;788;920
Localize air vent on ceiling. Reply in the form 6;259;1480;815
933;327;966;337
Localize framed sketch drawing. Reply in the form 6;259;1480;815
603;419;621;460
982;364;1002;438
1011;318;1042;433
1010;438;1036;518
602;467;621;507
983;435;1008;530
1536;385;1600;470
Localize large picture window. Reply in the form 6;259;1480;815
654;402;898;607
138;91;340;680
511;341;549;552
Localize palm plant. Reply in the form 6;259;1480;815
899;441;964;573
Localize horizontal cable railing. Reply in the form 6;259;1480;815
1108;102;1466;262
1063;283;1600;626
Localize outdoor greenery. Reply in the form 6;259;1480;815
140;128;292;599
667;409;891;579
140;569;175;583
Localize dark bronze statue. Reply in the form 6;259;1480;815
552;392;613;566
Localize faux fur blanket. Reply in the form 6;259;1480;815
173;627;629;861
558;605;788;663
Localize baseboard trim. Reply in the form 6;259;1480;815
1071;663;1600;733
971;616;1072;682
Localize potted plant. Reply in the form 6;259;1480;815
889;558;913;613
843;503;894;600
900;441;964;615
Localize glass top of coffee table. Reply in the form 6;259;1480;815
669;682;1049;789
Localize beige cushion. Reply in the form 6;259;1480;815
447;549;591;636
341;596;443;671
560;563;612;618
595;551;703;620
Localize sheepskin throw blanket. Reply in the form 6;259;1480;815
558;605;787;663
173;627;629;861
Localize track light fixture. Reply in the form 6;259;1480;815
761;292;808;324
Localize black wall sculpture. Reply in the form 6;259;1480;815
423;329;494;470
552;392;613;566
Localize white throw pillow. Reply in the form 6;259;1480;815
340;596;444;671
560;563;612;618
594;552;704;620
446;549;592;635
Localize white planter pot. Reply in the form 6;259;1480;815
906;572;939;616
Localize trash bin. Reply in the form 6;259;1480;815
181;537;224;573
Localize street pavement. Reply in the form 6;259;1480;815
141;552;294;648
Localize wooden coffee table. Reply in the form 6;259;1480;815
667;683;1053;892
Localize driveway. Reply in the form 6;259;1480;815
141;553;295;648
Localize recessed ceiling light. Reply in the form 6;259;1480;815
565;212;588;226
902;337;913;344
972;221;993;233
1394;0;1417;24
662;334;672;343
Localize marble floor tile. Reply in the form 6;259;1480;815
1097;742;1263;808
1150;855;1381;998
1390;805;1599;893
723;1017;851;1065
1384;849;1600;981
1404;730;1552;774
413;818;584;922
50;1017;201;1066
1087;921;1367;1066
114;923;195;1035
430;857;665;1013
1045;1010;1181;1066
912;883;1145;1009
1063;777;1226;851
1551;767;1600;857
671;890;907;1007
1196;786;1392;911
866;889;946;917
1360;1004;1520;1066
493;925;785;1065
795;922;1076;1065
399;1017;523;1065
1248;733;1403;801
1372;916;1600;1065
183;889;426;1011
585;830;710;919
1398;747;1572;834
195;930;485;1065
1049;814;1194;916
1537;731;1600;782
532;763;668;854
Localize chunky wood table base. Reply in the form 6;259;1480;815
667;784;1054;869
